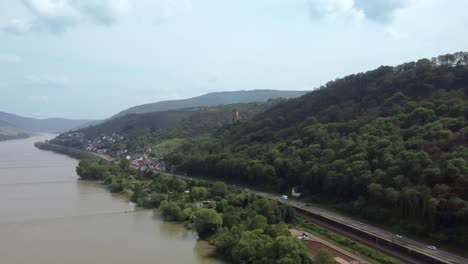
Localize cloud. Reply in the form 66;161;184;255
0;53;21;63
354;0;408;23
2;0;129;35
307;0;364;22
75;0;129;25
307;0;408;24
24;74;71;87
0;19;32;34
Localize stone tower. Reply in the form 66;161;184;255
232;108;239;124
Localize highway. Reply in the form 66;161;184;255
166;171;468;264
255;191;468;264
90;151;468;264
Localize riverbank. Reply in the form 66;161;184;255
35;142;405;264
34;142;101;160
1;136;222;264
0;132;30;142
74;158;314;263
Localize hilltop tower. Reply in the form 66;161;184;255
232;108;239;124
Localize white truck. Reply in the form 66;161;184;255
281;195;288;200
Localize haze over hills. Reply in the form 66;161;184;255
111;90;308;119
1;90;308;137
0;111;95;134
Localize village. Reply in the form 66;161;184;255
120;146;168;173
51;132;168;172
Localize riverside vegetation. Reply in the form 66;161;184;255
76;158;399;264
77;159;314;264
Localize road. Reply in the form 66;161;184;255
175;175;467;264
256;192;468;264
97;153;468;264
151;167;468;263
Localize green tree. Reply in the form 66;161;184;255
246;214;269;230
191;187;209;201
193;208;223;238
232;229;272;263
160;201;183;221
143;193;168;208
119;159;130;171
314;249;336;264
212;181;228;197
267;236;312;264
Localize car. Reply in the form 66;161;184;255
305;204;311;207
357;221;364;225
395;235;403;239
427;245;437;251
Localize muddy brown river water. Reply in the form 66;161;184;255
0;135;222;264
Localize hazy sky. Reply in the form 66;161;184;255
1;0;467;120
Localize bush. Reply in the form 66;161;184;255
160;201;184;221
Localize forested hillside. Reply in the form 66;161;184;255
75;101;281;138
167;54;468;248
51;101;284;154
0;121;30;141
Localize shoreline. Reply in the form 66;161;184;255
35;142;395;264
34;141;224;263
34;142;468;264
0;133;31;142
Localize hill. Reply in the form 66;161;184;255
50;100;284;154
111;90;307;118
0;111;95;133
166;53;468;248
0;125;30;141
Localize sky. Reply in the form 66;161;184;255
1;0;467;120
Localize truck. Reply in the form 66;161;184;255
281;195;288;200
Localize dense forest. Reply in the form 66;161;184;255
165;55;468;248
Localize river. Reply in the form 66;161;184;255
0;135;223;264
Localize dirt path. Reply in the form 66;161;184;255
290;228;368;264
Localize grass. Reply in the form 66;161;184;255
152;138;185;158
297;218;401;264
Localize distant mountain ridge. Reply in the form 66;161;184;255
0;111;95;133
112;90;308;118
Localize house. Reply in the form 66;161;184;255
292;187;302;198
143;146;152;153
137;160;145;167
